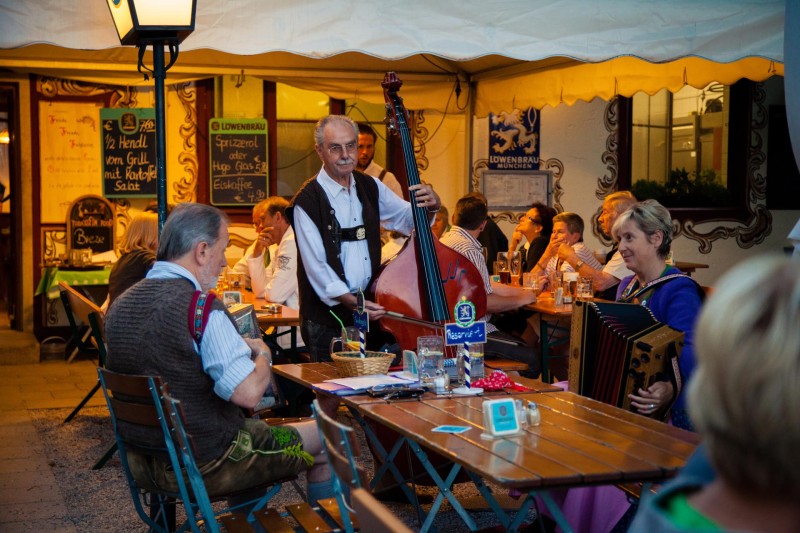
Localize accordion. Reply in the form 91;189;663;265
568;300;683;412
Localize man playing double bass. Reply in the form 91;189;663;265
288;115;441;363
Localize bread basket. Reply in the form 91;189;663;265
331;350;395;377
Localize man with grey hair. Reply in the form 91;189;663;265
106;202;333;505
557;190;637;299
289;114;441;362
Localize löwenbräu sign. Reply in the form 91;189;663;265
100;108;157;198
209;118;268;206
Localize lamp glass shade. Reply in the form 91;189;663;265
106;0;196;45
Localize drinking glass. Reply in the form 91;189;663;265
496;253;511;284
417;335;444;386
522;272;539;291
330;326;362;354
578;277;594;298
509;251;522;285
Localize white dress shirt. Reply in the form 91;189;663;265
293;166;415;307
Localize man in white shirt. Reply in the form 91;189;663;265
557;191;637;300
356;123;404;199
230;199;272;295
289;115;441;362
256;196;304;350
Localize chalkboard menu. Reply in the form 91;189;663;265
66;195;115;254
100;108;157;198
209;118;268;206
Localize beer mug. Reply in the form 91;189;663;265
330;326;362;354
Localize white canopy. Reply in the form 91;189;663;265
0;0;786;115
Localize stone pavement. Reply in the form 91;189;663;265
0;359;104;532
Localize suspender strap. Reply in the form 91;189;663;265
619;273;700;303
189;291;217;344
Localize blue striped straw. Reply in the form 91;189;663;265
464;342;471;388
359;329;366;358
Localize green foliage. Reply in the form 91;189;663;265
631;167;732;207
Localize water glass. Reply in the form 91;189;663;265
578;277;594;298
522;272;539;291
417;335;444;386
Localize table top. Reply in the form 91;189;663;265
358;391;699;491
272;362;565;404
253;298;300;327
674;261;709;273
36;266;112;299
523;293;575;317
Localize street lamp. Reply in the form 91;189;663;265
106;0;197;232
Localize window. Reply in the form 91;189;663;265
630;83;732;207
618;79;754;224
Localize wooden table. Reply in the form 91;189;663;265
253;299;301;354
673;261;709;276
272;362;565;403
359;391;699;532
524;295;575;383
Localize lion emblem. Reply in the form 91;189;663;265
490;109;538;155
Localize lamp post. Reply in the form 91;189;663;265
106;0;197;233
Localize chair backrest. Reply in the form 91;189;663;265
311;400;367;490
97;368;197;532
59;280;103;325
351;488;413;533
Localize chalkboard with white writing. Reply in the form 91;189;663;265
100;108;157;198
66;195;116;254
209;118;268;206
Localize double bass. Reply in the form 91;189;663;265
370;72;486;356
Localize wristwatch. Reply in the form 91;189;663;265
575;260;585;270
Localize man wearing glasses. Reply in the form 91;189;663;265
288;115;441;362
508;201;556;272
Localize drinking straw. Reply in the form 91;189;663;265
328;310;345;330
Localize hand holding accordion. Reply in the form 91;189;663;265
568;300;683;419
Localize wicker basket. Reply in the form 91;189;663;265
331;350;395;377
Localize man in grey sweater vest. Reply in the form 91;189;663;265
105;203;333;503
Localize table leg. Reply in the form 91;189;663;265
539;314;551;383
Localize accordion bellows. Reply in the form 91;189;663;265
568;301;683;412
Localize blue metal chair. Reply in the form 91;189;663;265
98;369;287;532
311;400;368;533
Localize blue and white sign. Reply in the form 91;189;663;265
488;108;540;170
445;321;487;345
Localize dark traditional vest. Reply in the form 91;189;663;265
287;171;382;326
105;277;244;462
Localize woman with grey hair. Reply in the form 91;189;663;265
613;199;703;430
630;254;800;531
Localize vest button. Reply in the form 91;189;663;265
327;225;332;230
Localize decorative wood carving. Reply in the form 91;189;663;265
410;109;429;172
174;82;198;202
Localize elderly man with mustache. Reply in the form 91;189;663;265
288;115;441;363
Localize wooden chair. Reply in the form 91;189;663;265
98;369;290;532
60;283;107;424
311;400;369;533
351;488;413;533
58;280;104;364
